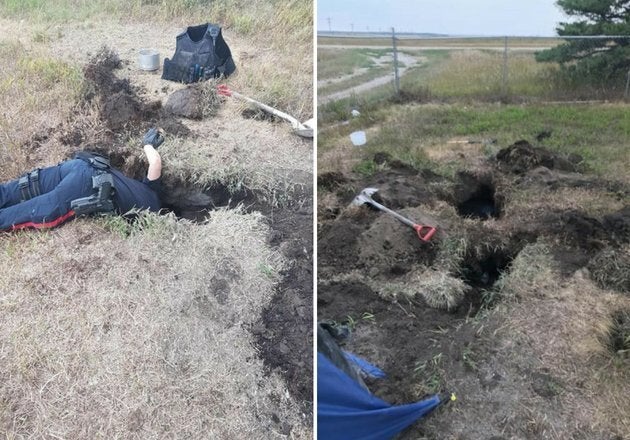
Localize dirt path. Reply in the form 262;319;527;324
319;51;420;103
318;53;394;88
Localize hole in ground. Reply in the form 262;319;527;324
459;249;514;313
457;184;500;220
162;183;264;222
606;310;630;355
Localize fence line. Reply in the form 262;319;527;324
319;33;630;103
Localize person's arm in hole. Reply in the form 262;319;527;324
143;144;162;181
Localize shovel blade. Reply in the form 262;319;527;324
352;187;379;206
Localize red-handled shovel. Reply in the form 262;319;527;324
352;187;437;242
217;84;313;138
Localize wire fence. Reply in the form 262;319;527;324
317;31;630;106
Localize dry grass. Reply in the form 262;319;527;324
412;269;468;311
0;41;83;178
0;211;310;438
503;186;627;219
0;2;313;437
159;101;312;195
0;0;313;119
588;245;630;293
504;273;630;437
493;242;559;302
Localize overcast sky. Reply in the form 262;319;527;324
317;0;568;36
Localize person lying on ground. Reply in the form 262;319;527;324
0;128;165;231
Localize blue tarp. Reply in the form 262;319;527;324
318;352;442;440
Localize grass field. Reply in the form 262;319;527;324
319;102;630;180
317;40;627;121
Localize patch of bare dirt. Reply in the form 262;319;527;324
318;143;630;439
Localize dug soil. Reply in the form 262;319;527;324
25;47;314;419
318;141;630;439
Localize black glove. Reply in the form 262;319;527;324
142;127;164;149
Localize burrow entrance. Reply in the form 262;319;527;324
456;184;500;220
161;183;263;222
459;248;515;313
606;310;630;355
452;172;501;221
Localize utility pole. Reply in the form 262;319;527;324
351;23;354;33
392;27;400;95
327;17;331;32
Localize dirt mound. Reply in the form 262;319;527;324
164;85;221;120
603;206;630;243
367;174;435;210
83;47;147;131
318;171;348;191
543;207;630;253
357;209;438;278
82;47;188;138
496;140;578;174
318;211;376;274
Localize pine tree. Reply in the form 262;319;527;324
536;0;630;79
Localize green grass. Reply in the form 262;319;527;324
319;102;630;180
352;159;379;176
318;48;390;81
0;0;312;38
401;50;558;100
375;104;630;177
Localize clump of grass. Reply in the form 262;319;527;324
413;353;445;395
159;119;310;196
493;242;557;302
199;80;222;118
413;269;468;311
352;159;379;177
588;246;630;293
435;236;469;273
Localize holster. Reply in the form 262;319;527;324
70;173;115;216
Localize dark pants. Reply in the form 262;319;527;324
0;159;94;230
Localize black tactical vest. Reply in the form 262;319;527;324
162;23;236;84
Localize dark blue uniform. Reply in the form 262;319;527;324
0;159;161;231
